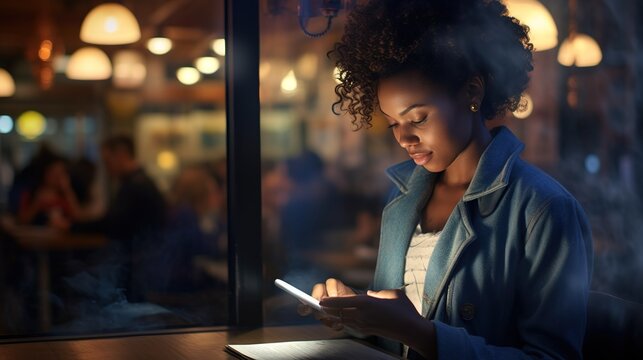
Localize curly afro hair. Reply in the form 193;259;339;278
330;0;534;129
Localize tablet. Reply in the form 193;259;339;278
274;279;321;311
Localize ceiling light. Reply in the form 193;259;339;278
80;3;141;45
66;47;112;80
557;34;602;67
147;37;172;55
504;0;558;51
0;68;16;97
280;69;298;93
211;38;225;56
195;57;220;74
177;67;201;85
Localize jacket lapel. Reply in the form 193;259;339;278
421;201;476;318
373;163;437;291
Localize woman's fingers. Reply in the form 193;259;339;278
311;283;328;300
325;278;340;297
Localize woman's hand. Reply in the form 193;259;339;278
297;278;355;330
320;289;437;359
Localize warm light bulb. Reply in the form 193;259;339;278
157;150;178;170
195;57;220;74
177;67;201;85
504;0;558;51
0;68;16;97
80;3;141;45
280;70;298;93
66;47;112;80
38;40;54;62
16;111;47;140
147;37;173;55
557;34;602;67
211;38;226;56
512;93;534;119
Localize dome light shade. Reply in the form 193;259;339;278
176;67;201;85
557;34;602;67
195;57;220;74
211;38;225;56
80;3;141;45
505;0;558;51
113;50;146;88
147;37;172;55
0;68;16;97
66;47;112;80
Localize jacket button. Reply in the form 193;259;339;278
460;303;475;321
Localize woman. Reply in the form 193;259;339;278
298;0;593;359
17;155;81;229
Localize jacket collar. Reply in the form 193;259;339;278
386;126;524;201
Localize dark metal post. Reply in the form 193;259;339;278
225;0;263;327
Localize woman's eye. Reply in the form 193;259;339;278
387;123;398;129
411;116;428;125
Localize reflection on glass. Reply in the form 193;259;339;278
0;0;227;339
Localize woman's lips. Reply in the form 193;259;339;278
409;152;432;165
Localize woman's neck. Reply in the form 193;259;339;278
440;121;491;187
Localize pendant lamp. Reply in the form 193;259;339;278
504;0;558;51
80;3;141;45
66;47;112;80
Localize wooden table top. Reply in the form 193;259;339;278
0;325;346;360
1;216;107;251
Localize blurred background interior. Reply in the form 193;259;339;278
0;0;642;340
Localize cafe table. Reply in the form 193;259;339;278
0;324;350;359
0;216;107;332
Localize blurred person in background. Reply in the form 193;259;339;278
155;164;227;292
16;153;81;228
71;134;166;302
299;1;593;359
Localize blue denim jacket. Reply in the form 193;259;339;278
373;126;593;359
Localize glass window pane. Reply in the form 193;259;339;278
0;1;227;338
260;3;407;325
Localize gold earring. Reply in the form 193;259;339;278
470;103;479;113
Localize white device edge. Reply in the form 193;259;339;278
274;279;322;311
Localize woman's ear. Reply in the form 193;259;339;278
466;75;485;107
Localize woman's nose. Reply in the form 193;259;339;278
396;125;420;148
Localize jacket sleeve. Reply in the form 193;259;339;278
432;195;593;360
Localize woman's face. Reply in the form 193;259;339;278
377;70;475;173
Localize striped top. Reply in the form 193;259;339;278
404;225;441;314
